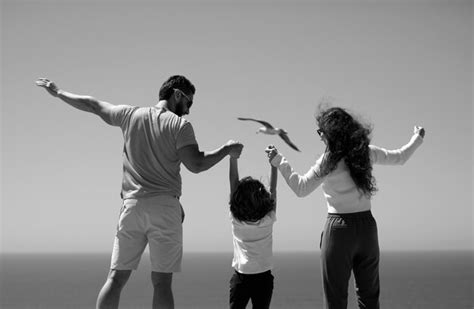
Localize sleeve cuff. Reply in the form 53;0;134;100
176;141;198;151
411;133;424;147
270;153;284;167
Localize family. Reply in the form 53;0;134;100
36;75;425;309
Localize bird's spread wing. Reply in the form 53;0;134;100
279;132;301;152
237;117;274;129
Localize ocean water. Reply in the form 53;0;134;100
1;251;472;308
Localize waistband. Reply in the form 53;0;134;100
122;191;180;200
123;195;180;207
124;194;179;201
327;210;373;219
234;270;272;277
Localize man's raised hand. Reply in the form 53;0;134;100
36;78;60;97
226;140;244;159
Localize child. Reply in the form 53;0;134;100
228;151;278;309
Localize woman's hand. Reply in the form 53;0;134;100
265;145;279;162
414;126;425;138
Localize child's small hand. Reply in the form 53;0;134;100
265;145;279;162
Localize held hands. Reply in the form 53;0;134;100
414;126;426;138
265;145;279;162
226;140;244;159
35;78;60;97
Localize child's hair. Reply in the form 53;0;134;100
230;177;275;222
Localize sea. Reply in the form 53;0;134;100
1;251;472;308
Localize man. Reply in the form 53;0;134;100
36;75;243;309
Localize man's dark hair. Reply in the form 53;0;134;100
159;75;196;100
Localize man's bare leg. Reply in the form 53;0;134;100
151;272;174;309
96;269;132;309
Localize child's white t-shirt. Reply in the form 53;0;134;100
230;211;276;274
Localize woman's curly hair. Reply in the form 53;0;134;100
230;177;275;222
316;106;377;198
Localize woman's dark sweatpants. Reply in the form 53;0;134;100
229;270;274;309
320;210;380;309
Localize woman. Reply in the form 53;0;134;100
265;106;425;309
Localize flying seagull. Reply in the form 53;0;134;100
238;117;301;152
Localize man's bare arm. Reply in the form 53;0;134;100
36;78;117;124
177;141;243;174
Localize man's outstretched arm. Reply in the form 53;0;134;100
35;77;118;125
178;141;243;174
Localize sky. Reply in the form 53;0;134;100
1;0;472;253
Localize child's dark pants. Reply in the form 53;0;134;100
229;270;274;309
320;210;380;309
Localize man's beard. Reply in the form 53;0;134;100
175;101;186;116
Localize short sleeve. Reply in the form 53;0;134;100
176;121;198;150
108;105;136;128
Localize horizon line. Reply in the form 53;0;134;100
2;249;473;255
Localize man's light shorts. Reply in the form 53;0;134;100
110;195;183;273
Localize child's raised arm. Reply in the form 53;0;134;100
229;157;239;195
269;164;277;206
